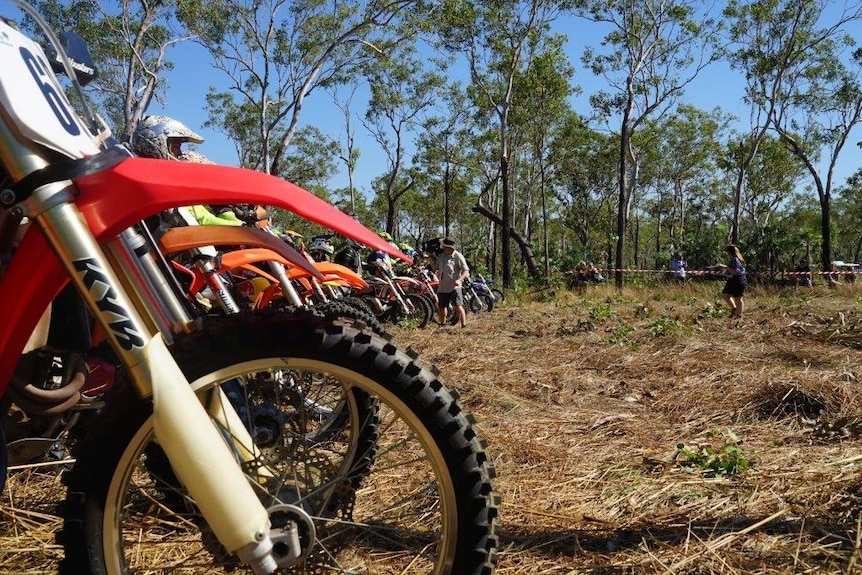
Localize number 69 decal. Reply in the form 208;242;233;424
19;46;81;136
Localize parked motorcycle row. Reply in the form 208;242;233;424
310;238;507;330
0;2;498;574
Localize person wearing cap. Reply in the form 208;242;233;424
434;237;470;327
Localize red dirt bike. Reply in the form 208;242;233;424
0;4;498;573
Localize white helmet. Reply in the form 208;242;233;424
308;237;334;257
131;115;204;160
178;150;214;164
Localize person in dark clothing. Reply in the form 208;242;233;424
719;244;747;319
333;239;363;274
793;258;812;288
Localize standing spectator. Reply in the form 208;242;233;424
670;253;687;283
827;262;842;287
573;260;589;292
434;237;470;328
719;244;747;319
793;257;812;288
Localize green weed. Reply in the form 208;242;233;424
609;322;635;346
649;316;687;337
589;302;613;322
675;431;753;477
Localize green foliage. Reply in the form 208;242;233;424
609;322;634;345
699;301;726;319
33;0;186;139
649;316;687;337
777;288;814;306
589;302;613;323
273;126;340;188
532;290;553;303
675;431;753;477
556;320;594;336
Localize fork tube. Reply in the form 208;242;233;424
34;189;278;570
107;226;198;336
102;231;176;342
195;257;242;314
267;260;304;307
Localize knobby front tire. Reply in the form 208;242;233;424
394;293;432;328
58;309;498;574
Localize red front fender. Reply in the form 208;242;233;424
75;158;410;262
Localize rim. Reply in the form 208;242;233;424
102;357;457;574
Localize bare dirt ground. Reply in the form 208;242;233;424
4;280;862;574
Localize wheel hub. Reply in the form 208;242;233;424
266;503;316;567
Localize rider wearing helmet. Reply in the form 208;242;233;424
131;115;205;162
308;236;335;262
366;231;396;278
130;116;242;227
334;238;363;274
393;242;417;275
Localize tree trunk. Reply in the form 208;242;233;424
443;163;451;236
473;204;541;278
386;198;397;237
820;190;831;272
541;177;549;277
501;155;512;287
615;106;634;288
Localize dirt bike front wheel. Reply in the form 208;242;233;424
58;310;498;574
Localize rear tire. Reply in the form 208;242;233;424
466;291;486;314
58;310;497;574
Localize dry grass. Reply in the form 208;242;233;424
4;280;862;573
0;466;65;574
393;281;862;574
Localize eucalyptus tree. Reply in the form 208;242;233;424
362;45;445;235
33;0;194;141
329;82;362;215
549;111;618;267
719;134;807;272
181;0;423;176
775;192;822;272
726;0;862;272
395;179;442;247
833;170;862;263
436;0;571;287
413;82;476;238
366;169;421;238
275;125;340;194
722;133;805;241
508;38;575;276
638;105;730;259
574;0;723;287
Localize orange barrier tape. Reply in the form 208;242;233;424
566;268;857;277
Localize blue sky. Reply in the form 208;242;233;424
8;0;855;200
150;11;862;203
150;21;750;191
